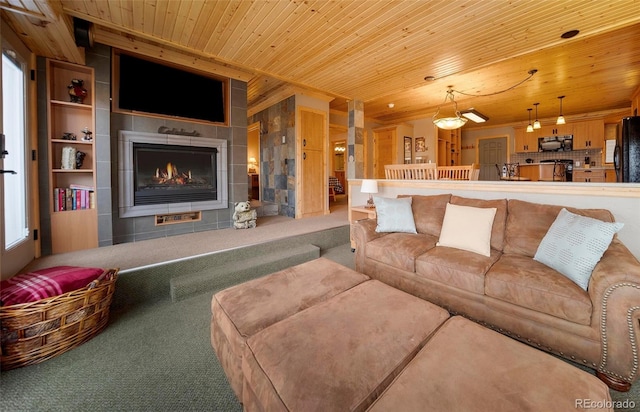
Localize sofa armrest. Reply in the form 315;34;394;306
352;219;386;273
588;239;640;385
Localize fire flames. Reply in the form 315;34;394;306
153;162;193;185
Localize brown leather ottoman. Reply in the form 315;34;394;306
241;279;451;411
210;257;369;399
368;316;613;412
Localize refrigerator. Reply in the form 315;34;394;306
614;116;640;182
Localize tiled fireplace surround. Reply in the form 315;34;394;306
37;44;249;253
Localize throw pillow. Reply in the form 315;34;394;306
436;203;497;257
0;266;105;306
374;196;417;234
534;208;623;290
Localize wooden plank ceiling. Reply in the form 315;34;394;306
2;0;640;128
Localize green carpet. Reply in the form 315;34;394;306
2;242;639;411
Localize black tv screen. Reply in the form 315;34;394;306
118;54;226;123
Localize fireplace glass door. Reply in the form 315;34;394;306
133;143;217;205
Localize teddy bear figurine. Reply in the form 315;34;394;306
68;79;88;103
232;201;257;229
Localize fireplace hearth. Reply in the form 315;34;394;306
119;131;228;218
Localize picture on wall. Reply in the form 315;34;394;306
415;137;426;153
404;136;412;164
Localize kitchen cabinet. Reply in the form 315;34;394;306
46;59;98;254
573;169;605;182
572;119;604;149
605;169;617;182
514;127;538;153
536;124;573;137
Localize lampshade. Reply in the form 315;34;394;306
526;108;534;133
360;179;378;194
248;157;257;164
556;96;566;125
433;88;467;130
533;103;541;129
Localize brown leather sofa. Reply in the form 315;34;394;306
352;194;640;391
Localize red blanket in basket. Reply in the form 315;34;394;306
0;266;104;306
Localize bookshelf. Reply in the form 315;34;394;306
46;59;98;253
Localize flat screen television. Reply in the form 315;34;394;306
116;53;226;124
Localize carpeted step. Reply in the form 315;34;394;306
169;244;320;302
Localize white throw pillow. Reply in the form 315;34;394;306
436;203;497;257
374;196;417;234
534;208;623;290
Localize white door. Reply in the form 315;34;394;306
1;35;35;278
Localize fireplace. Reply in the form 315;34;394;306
119;131;228;218
134;143;217;205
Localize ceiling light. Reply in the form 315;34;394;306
460;108;488;123
533;103;541;129
387;103;395;109
433;87;467;130
556;96;566;125
526;108;534;133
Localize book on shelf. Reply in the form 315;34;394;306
53;187;95;211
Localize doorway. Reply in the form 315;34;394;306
373;128;396;179
477;136;508;181
248;122;260;201
1;35;37;278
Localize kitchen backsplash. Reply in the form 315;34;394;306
511;148;607;167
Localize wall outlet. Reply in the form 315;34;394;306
282;135;286;143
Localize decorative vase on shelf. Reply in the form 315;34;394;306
61;146;77;169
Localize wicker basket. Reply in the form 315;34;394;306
0;268;118;371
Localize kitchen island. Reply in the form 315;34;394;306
518;163;566;181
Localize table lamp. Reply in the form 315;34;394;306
248;157;257;173
361;179;378;208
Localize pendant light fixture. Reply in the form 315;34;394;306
556;96;566;125
433;87;467;130
526;108;534;133
533;103;541;129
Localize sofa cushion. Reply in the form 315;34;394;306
485;254;593;325
451;195;508;251
534;208;623;290
373;196;417;233
366;233;437;272
503;199;615;258
399;194;451;237
436;203;497;257
242;280;450;412
416;247;501;294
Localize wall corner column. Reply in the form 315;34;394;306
347;99;364;179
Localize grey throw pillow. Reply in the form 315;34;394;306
374;196;417;234
534;208;623;290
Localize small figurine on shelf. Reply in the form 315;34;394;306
67;79;87;103
81;127;93;141
75;151;86;169
62;132;76;140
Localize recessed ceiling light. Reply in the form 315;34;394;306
424;75;436;81
561;30;579;39
387;103;395;109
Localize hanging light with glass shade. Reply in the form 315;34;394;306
533;102;541;129
526;108;534;133
556;96;566;125
433;87;467;130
